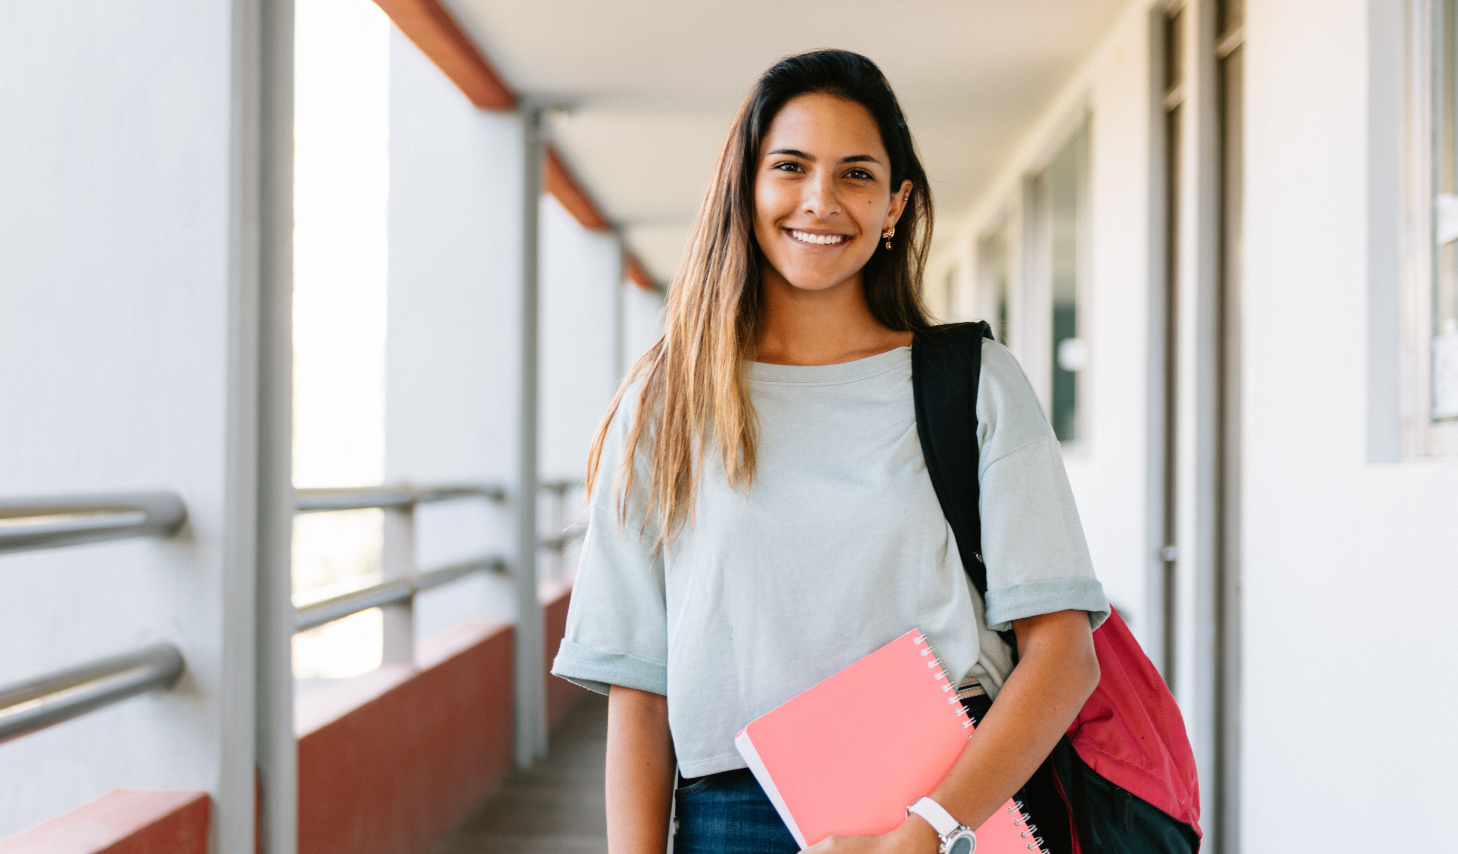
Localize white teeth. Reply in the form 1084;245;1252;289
790;230;846;245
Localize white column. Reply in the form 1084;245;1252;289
514;103;548;767
253;0;299;852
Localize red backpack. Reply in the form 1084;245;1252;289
912;322;1201;853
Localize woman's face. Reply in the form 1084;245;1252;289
752;93;912;294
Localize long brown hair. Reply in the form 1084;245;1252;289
587;49;935;542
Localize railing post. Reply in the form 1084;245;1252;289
543;483;564;587
514;102;548;767
255;0;298;849
380;502;417;665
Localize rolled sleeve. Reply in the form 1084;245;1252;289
549;391;670;696
978;420;1108;629
984;578;1110;633
551;638;668;696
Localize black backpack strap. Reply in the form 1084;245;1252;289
911;322;1015;649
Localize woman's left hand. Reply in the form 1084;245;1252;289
802;817;940;854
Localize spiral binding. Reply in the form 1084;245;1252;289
914;632;974;730
915;633;1047;853
1009;798;1050;854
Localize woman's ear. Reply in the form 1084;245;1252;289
885;179;914;230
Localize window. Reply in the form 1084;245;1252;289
1433;3;1458;422
1030;126;1090;443
1405;0;1458;455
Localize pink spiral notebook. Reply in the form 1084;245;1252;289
734;629;1048;852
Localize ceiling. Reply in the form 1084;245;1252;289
446;0;1129;284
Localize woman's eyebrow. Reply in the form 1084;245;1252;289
765;149;883;166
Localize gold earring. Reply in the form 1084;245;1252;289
882;225;895;250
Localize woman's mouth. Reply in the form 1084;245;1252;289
787;229;849;246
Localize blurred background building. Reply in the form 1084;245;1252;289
1;0;1454;852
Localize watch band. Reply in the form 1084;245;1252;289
907;796;962;836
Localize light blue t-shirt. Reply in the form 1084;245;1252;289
551;342;1108;777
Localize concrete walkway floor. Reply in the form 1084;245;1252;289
433;692;610;854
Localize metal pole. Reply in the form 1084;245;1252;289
380;504;417;663
514;103;548;767
255;0;297;849
0;644;185;744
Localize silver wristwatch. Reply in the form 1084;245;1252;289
907;796;977;854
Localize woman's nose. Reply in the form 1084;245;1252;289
801;172;840;219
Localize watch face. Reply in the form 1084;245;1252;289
946;830;976;854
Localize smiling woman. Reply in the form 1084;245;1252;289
552;50;1113;854
753;93;911;292
586;52;936;549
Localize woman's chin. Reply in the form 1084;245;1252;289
772;268;861;294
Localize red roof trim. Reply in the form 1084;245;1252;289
626;255;657;291
545;147;610;231
371;0;515;109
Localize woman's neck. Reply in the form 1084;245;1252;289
754;267;913;366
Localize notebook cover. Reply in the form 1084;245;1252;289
735;629;1050;852
734;630;971;847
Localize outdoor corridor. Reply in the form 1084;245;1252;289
3;1;1457;853
434;695;609;854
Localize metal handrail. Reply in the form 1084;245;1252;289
538;479;582;495
295;578;416;632
0;643;185;744
540;523;586;552
417;555;506;592
295;483;504;513
292;555;507;633
290;480;578;632
0;492;186;555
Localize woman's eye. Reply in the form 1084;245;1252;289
846;168;874;180
774;162;804;173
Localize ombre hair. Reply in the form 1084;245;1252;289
587;49;935;542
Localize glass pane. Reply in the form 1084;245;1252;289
1436;0;1458;418
1049;130;1086;442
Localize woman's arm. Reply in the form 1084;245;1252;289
812;609;1100;854
606;685;677;854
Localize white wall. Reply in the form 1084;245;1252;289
0;2;260;849
540;196;622;483
1241;0;1458;846
622;281;666;372
382;28;524;635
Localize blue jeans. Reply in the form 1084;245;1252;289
673;768;800;854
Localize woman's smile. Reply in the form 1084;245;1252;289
785;227;852;247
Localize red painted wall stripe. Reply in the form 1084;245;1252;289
296;620;515;854
0;789;209;854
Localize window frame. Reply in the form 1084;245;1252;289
1403;0;1458;457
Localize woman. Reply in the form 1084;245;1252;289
552;50;1108;854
